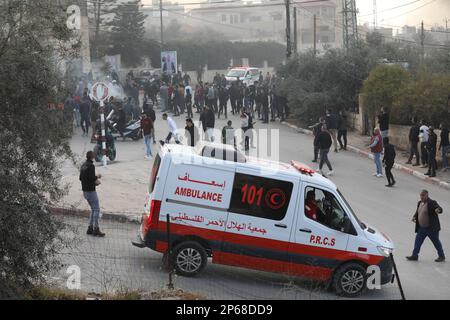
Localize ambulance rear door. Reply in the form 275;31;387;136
161;161;235;262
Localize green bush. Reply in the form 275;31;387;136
393;71;450;126
361;64;411;124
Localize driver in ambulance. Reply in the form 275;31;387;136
305;191;318;221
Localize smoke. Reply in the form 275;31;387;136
402;0;450;26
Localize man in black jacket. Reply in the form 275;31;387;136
439;123;449;171
79;151;105;237
383;138;396;187
309;117;325;163
407;190;445;262
425;126;438;177
199;105;215;142
325;109;339;153
377;107;390;142
406;118;420;166
317;126;334;176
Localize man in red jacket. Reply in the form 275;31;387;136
368;128;383;178
140;112;154;159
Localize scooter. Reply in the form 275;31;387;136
108;110;142;141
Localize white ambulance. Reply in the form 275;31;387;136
132;143;395;297
225;67;260;87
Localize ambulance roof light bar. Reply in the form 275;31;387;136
291;160;315;176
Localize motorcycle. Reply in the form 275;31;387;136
93;133;117;162
93;117;117;162
108;109;142;141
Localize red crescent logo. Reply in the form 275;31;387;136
265;188;286;210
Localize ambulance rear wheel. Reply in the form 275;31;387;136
333;263;367;297
172;241;207;277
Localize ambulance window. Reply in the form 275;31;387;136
304;187;348;232
149;154;161;193
229;173;293;221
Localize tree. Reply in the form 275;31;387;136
0;0;75;298
393;70;450;125
277;46;371;124
361;64;411;125
108;1;147;67
89;0;118;59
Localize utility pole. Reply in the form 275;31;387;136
373;0;378;29
285;0;292;59
313;14;317;56
342;0;358;51
445;18;449;42
293;7;298;56
159;0;164;49
420;20;425;60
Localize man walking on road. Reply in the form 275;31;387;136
369;128;383;178
407;190;445;263
162;113;180;144
79;151;105;237
310;117;325;163
377;107;390;142
419;120;429;168
383;138;396;187
79;94;91;137
406;117;420;166
160;82;169;112
317;126;334;177
425;126;438;177
199;105;215;142
140;112;154;159
439;123;449;171
325;109;339;153
337;111;348;151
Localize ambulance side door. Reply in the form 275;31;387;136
291;184;350;272
221;168;298;274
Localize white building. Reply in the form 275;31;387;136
187;0;344;51
141;0;344;52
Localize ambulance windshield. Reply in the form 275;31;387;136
337;189;365;230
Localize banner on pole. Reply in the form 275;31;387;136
161;51;178;75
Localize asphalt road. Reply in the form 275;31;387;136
57;108;450;300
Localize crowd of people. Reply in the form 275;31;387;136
157;71;289;124
308;106;449;187
70;71;447;264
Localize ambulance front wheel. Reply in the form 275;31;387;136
171;241;207;277
332;262;367;297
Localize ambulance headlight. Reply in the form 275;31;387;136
377;246;393;257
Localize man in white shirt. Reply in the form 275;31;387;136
163;113;180;144
419;120;429;168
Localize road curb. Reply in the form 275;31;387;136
51;207;141;224
284;121;450;191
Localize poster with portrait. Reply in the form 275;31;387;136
161;51;178;75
